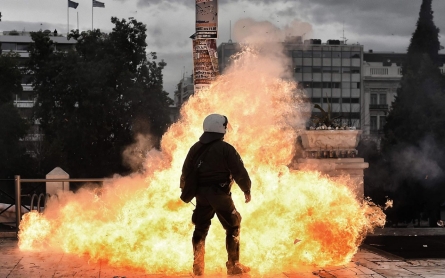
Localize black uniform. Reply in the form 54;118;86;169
180;134;251;272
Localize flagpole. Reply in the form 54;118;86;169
92;0;94;30
67;0;69;36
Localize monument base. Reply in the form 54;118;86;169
293;158;368;200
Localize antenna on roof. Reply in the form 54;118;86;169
228;20;232;43
341;21;348;44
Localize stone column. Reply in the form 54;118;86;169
46;167;69;196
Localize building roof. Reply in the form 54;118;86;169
0;34;76;44
364;52;445;66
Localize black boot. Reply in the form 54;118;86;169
226;229;240;263
192;239;205;276
226;229;250;275
226;261;250;275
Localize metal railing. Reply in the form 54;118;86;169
12;175;106;236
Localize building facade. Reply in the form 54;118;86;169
1;29;76;156
173;75;194;107
217;38;364;128
362;52;445;146
215;39;445;148
285;38;363;128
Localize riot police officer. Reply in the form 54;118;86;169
180;114;252;276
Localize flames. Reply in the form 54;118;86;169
18;45;386;275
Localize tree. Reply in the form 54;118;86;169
381;0;445;226
0;52;34;179
403;0;441;75
28;17;173;180
0;52;22;103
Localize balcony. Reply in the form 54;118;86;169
369;104;388;110
13;100;35;108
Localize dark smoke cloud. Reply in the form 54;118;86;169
390;135;445;184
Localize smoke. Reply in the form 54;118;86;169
233;18;312;45
122;133;156;172
228;18;312;130
390;135;445;183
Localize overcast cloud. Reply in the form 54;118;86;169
1;0;444;98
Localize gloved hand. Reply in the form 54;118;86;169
244;192;251;203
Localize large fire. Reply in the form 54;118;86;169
18;40;386;275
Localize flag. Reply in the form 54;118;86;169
68;0;79;9
93;0;105;8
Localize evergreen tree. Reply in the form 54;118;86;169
381;0;445;226
403;0;441;75
384;0;445;148
27;17;173;179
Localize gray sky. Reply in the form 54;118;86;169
1;0;445;98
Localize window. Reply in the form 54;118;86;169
332;67;340;73
370;116;377;131
323;97;339;103
313;51;321;58
16;43;29;51
294;67;302;73
379;93;386;105
293;50;303;58
302;67;312;73
351;67;360;73
379;116;386;130
331;67;340;73
370;94;377;105
312;97;321;103
312;82;322;88
303;51;312;58
332;51;341;58
342;52;351;58
322;67;331;73
332;82;340;88
351;52;360;59
312;67;322;73
323;82;332;88
342;82;351;89
1;43;16;51
352;82;360;89
342;67;351;73
351;98;360;103
342;98;350;103
322;51;331;58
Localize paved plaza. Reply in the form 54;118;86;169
1;238;445;278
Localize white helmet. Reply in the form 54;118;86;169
203;114;228;134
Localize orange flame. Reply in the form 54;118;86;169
18;45;385;275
